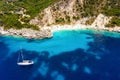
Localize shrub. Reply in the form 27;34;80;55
85;17;95;25
73;16;79;20
55;18;65;24
66;16;71;23
106;17;120;27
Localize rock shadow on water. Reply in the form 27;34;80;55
34;46;120;80
0;36;11;62
31;48;100;80
1;35;120;80
0;42;10;61
5;46;118;80
47;48;96;80
86;34;120;80
0;49;50;80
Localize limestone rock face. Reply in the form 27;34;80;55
29;0;114;29
29;0;85;27
91;14;112;29
0;27;52;39
1;0;120;39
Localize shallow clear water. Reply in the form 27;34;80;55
0;29;120;80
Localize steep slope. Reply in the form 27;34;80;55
30;0;120;28
0;0;60;29
0;0;120;38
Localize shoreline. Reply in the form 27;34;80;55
0;13;120;39
0;27;52;39
0;24;120;39
43;23;120;33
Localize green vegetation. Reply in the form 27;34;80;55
103;0;120;16
73;16;79;21
55;18;65;24
14;0;60;18
78;0;120;27
23;24;39;30
106;17;120;27
1;0;60;18
0;0;60;30
20;17;30;23
85;17;95;25
79;0;102;17
79;0;120;18
0;13;39;30
0;14;21;29
102;0;120;27
55;16;71;24
66;16;71;24
0;0;120;29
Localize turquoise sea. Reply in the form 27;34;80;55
0;29;120;80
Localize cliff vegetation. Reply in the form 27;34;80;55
0;0;120;30
0;0;60;30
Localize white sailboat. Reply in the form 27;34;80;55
17;49;34;66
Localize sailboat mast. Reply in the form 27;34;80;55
17;52;20;63
17;48;24;63
20;48;24;61
17;47;34;66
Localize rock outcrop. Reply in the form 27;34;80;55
0;0;120;39
0;27;52;39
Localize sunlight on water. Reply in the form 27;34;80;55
51;71;65;80
38;62;49;77
51;71;59;78
72;64;78;71
3;29;120;59
95;55;101;60
84;66;92;74
83;29;120;38
3;30;94;59
62;62;69;69
0;29;120;80
55;74;65;80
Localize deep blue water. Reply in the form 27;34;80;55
0;29;120;80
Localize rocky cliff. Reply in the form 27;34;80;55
30;0;120;28
0;0;120;38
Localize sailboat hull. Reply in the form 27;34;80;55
17;60;34;66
